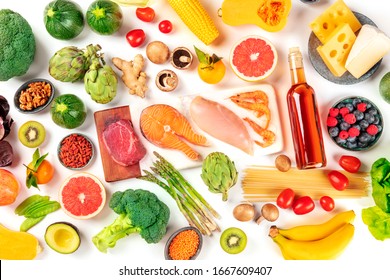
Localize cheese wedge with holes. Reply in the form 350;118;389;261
310;0;361;44
345;24;390;79
317;23;356;77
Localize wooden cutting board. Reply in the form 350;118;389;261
94;105;142;182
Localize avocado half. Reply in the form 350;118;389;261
45;222;81;254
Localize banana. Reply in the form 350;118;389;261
276;210;355;241
270;223;355;260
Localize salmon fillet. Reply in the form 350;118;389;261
140;104;208;160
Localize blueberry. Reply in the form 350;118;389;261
357;141;369;148
337;103;345;109
359;132;372;144
368;108;378;115
328;127;339;137
366;102;372;109
339;121;351;130
352;98;362;107
345;103;354;112
364;113;375;124
377;125;383;133
347;136;357;143
373;116;381;124
353;110;364;121
335;137;347;145
359;119;369;129
347;141;358;149
352;124;361;131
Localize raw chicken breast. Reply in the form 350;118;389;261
189;96;253;155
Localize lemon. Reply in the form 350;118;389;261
379;72;390;104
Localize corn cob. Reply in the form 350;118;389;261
167;0;220;45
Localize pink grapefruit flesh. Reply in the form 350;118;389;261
230;35;278;82
59;173;106;219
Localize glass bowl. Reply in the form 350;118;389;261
57;133;95;170
164;226;203;260
326;96;383;151
14;78;55;114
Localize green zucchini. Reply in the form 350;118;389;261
86;0;123;35
44;0;84;40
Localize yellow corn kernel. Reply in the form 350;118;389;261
167;0;219;45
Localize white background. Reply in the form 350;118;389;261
1;0;390;279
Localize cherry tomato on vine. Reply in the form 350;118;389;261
327;170;349;191
339;155;361;173
292;196;315;215
320;196;335;212
136;7;155;22
159;20;173;34
276;188;295;209
126;29;146;48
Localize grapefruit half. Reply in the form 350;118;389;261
230;35;278;82
59;172;106;219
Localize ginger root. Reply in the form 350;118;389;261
112;54;148;98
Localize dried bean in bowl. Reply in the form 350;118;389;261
58;134;94;170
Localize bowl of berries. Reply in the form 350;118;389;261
326;96;383;151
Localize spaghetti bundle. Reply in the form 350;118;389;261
242;166;370;202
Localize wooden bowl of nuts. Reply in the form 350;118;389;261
14;78;55;113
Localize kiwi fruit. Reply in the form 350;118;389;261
18;120;46;148
220;227;247;254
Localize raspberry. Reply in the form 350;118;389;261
339;107;350;117
367;124;379;136
326;116;338;127
348;127;360;137
357;102;367;112
343;113;356;124
339;130;349;140
328;108;339;117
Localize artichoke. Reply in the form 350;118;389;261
49;44;101;82
84;56;117;104
200;152;238;201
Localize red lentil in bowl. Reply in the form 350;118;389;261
58;133;94;170
164;227;203;260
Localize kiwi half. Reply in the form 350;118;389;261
18;120;46;148
220;227;247;254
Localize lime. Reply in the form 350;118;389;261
379;72;390;103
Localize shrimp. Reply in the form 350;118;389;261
229;90;269;106
243;117;275;148
231;99;271;128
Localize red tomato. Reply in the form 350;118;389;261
276;188;295;209
292;196;315;215
126;29;146;48
339;155;361;173
319;196;335;212
327;170;349;191
136;7;155;22
159;20;173;34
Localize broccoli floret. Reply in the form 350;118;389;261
0;9;36;81
92;189;170;253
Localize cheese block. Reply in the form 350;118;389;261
317;23;356;77
310;0;361;44
345;24;390;79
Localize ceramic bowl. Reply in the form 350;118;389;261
57;133;95;170
326;96;383;151
14;78;55;114
164;226;203;260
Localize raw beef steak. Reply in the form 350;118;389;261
102;119;146;166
